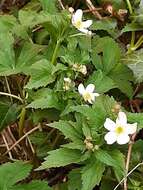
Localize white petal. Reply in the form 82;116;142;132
116;112;127;125
93;93;100;97
116;134;130;145
78;28;92;35
104;132;117;144
104;118;116;131
78;83;85;95
87;98;93;104
125;123;137;134
72;9;83;23
90;93;96;102
86;84;95;93
82;20;93;28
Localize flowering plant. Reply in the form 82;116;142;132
0;1;143;190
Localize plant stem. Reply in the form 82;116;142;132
4;76;13;103
125;0;133;14
123;142;133;190
53;184;60;190
0;91;23;103
123;132;136;190
133;35;143;49
51;40;60;65
18;107;26;137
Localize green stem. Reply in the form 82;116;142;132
53;184;60;190
0;91;23;103
51;40;60;65
4;76;13;103
133;35;143;49
125;0;133;14
18;107;26;137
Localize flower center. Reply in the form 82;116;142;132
75;20;82;29
83;92;92;102
115;126;124;134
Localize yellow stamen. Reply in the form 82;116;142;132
83;92;92;102
75;20;82;29
115;126;124;134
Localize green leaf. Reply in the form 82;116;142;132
92;18;117;31
68;169;82;190
122;22;143;33
110;150;125;180
27;88;63;110
37;148;83;170
0;32;44;76
127;112;143;129
48;120;83;142
11;180;52;190
0;102;19;131
87;70;116;93
25;59;55;89
0;32;15;76
109;63;134;98
123;49;143;82
0;15;17;33
95;149;124;174
91;37;121;74
0;161;32;190
81;159;105;190
39;0;58;13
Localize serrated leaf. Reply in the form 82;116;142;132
127;112;143;129
40;0;58;13
95;149;123;173
11;180;52;190
0;161;32;190
81;159;105;190
92;18;117;31
109;63;134;98
123;49;143;82
91;37;121;74
27;88;63;110
87;70;116;93
37;148;83;170
0;32;44;76
68;169;82;190
48;120;83;142
25;59;55;89
122;22;143;33
0;102;19;131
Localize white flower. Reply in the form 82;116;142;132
63;77;72;91
104;112;137;145
78;83;99;104
72;9;93;35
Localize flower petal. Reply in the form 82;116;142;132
86;84;95;93
104;132;117;144
116;111;127;125
72;9;83;23
125;123;137;134
104;118;116;131
82;20;93;28
93;93;100;97
78;28;92;35
116;134;130;145
78;83;85;95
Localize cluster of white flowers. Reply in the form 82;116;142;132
69;8;137;145
71;9;92;35
72;64;87;75
63;77;72;91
